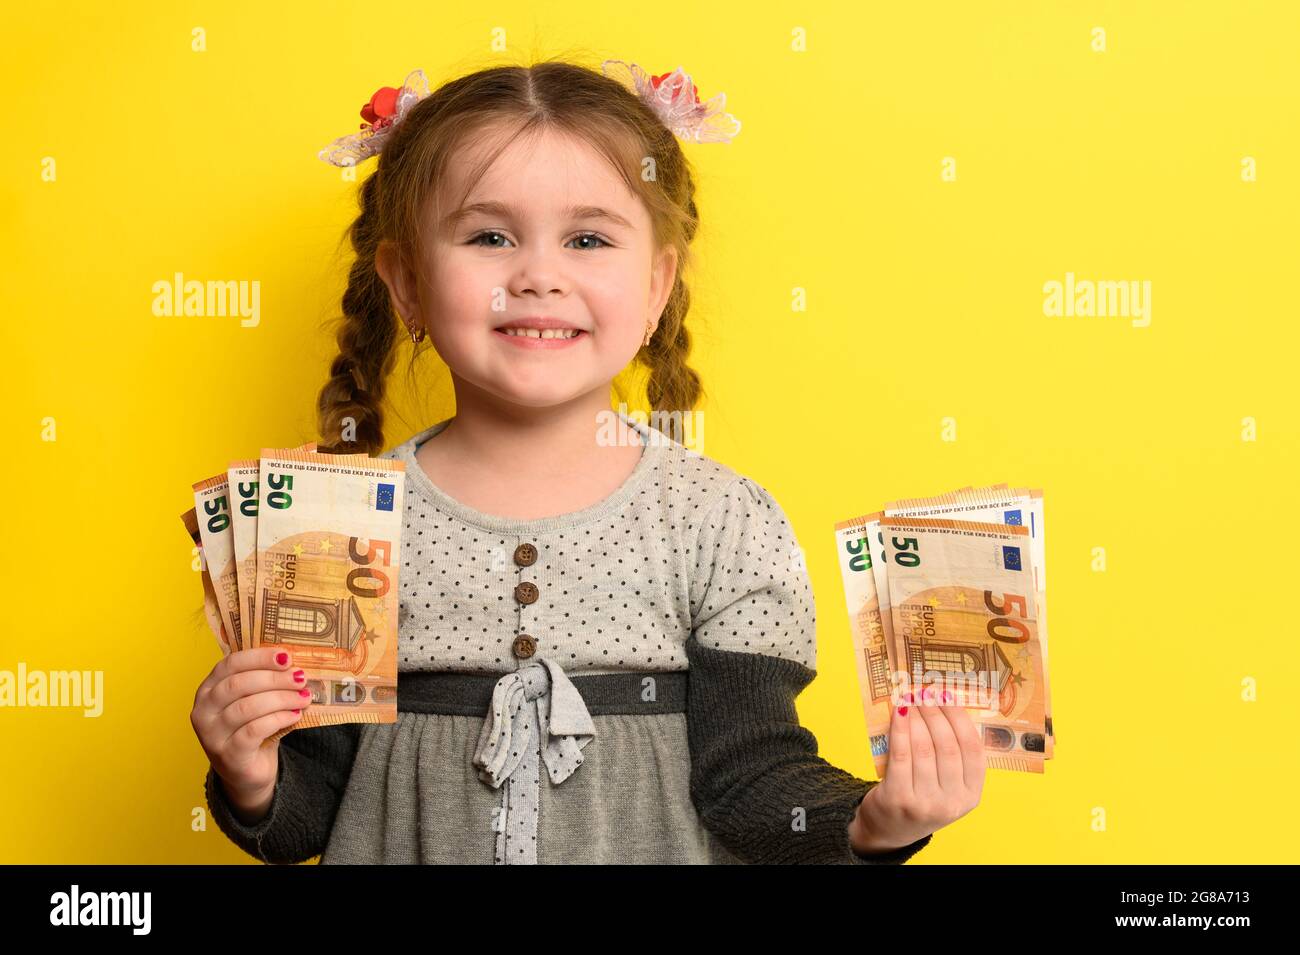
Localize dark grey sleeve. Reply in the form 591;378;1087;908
685;634;932;865
204;722;362;865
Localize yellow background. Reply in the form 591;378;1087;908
2;1;1296;863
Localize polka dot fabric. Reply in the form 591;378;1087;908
206;411;925;863
687;476;817;670
376;410;818;675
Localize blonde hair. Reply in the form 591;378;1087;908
315;58;707;455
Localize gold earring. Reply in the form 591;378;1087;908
643;320;655;347
403;317;425;344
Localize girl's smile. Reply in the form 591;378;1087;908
492;326;589;349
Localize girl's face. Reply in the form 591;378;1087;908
382;125;678;410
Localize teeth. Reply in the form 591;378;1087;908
502;327;581;339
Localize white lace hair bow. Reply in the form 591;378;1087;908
598;60;743;143
317;62;739;167
600;61;741;144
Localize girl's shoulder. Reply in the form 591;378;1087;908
376;418;451;463
654;435;805;568
651;428;749;510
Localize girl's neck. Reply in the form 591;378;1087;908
412;397;647;522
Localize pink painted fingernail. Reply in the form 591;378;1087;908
292;669;305;683
298;688;311;698
275;652;289;666
292;709;301;715
897;705;909;717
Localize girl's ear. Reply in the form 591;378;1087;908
375;239;421;324
649;244;679;322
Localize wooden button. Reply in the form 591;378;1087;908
514;581;539;604
512;634;537;659
513;543;537;567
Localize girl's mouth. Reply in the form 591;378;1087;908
493;328;587;349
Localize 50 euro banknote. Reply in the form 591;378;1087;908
180;507;233;655
835;485;1051;776
884;485;1052;759
249;447;406;742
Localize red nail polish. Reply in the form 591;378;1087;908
299;688;311;698
292;669;305;682
292;709;301;715
275;652;288;666
897;706;909;717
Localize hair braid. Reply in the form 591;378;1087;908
639;184;703;432
316;172;400;456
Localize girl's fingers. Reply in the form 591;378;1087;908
939;692;988;793
209;665;306;712
883;689;915;801
218;689;311;748
916;685;963;793
907;689;940;798
202;647;293;696
230;707;305;752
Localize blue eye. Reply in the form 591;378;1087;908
470;230;511;249
569;232;610;250
467;231;611;250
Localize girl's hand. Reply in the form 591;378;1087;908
847;685;987;856
190;647;309;815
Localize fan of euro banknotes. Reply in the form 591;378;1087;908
180;442;407;742
833;484;1053;777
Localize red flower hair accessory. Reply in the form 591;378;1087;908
601;61;741;144
318;69;431;167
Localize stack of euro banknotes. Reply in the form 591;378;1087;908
180;442;407;741
833;484;1053;776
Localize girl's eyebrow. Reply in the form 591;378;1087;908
443;200;633;230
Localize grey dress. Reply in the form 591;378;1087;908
204;410;933;865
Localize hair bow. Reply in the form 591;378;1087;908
600;61;741;144
318;69;432;167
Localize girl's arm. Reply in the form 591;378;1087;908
685;477;932;864
685;634;931;864
205;722;362;864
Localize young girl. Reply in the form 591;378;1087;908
189;58;985;864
